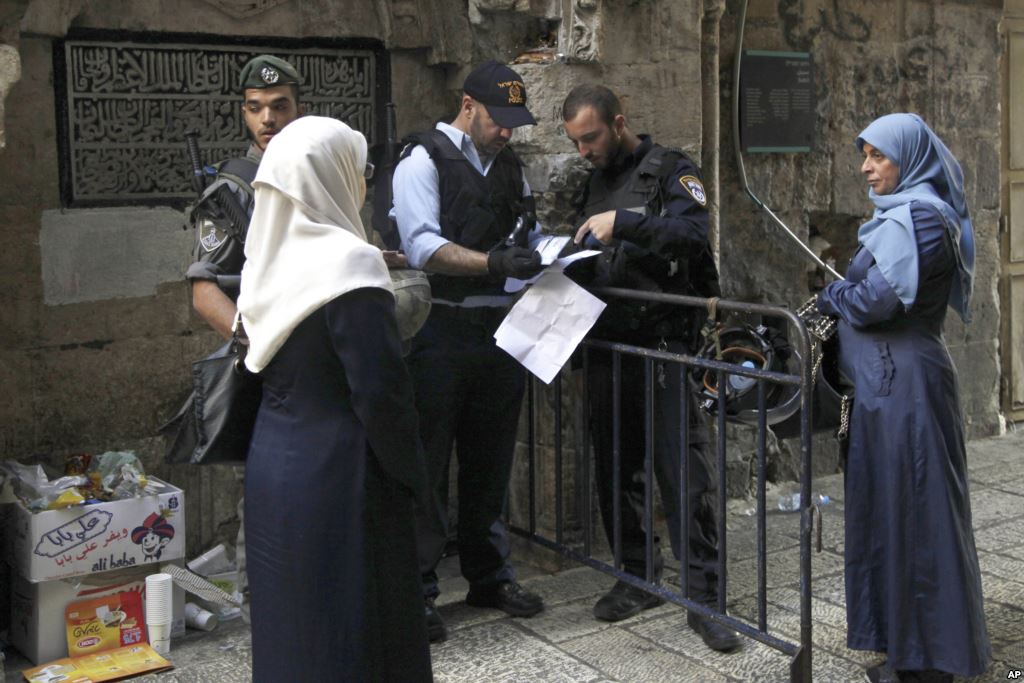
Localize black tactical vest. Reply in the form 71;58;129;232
580;144;721;341
581;144;680;219
402;129;526;302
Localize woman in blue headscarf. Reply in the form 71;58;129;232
817;113;990;683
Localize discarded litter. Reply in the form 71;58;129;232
1;452;157;512
777;492;831;512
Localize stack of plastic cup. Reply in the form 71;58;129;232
145;573;174;656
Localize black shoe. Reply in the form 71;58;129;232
424;597;447;643
593;580;666;622
864;662;900;683
687;610;741;653
465;580;544;617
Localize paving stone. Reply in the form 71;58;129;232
133;657;253;683
964;488;1024;530
629;606;867;682
992;637;1024;675
432;621;604;683
968;458;1024;494
980;586;1024;644
975;518;1024;554
438;598;515;633
6;432;1022;683
524;565;618;607
809;571;850;610
755;587;879;667
727;545;845;599
967;432;1024;466
559;625;730;682
720;511;802;563
776;506;847;555
978;550;1024;586
516;595;623;644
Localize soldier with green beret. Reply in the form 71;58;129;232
186;54;305;339
182;54;304;620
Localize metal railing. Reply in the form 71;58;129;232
509;288;816;683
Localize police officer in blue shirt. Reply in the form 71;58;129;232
186;55;304;339
563;84;740;653
392;60;546;642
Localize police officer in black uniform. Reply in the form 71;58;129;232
562;84;740;653
186;55;304;338
392;60;546;643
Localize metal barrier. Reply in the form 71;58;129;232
509;288;816;683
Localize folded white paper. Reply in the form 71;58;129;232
495;272;607;384
504;235;601;293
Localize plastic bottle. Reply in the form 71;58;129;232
777;492;831;512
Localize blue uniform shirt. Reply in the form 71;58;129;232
391;122;537;271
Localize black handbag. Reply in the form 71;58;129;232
161;317;262;465
771;296;854;440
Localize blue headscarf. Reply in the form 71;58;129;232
855;113;975;323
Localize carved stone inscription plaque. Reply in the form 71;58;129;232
59;39;381;205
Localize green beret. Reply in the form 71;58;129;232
238;55;302;91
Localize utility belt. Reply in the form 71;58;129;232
429;303;508;330
593;300;701;346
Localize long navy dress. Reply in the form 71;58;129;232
818;204;990;676
245;288;432;682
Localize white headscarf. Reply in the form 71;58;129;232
238;116;392;372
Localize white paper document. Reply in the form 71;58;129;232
504;235;601;293
494;272;607;384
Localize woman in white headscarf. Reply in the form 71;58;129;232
238;116;432;682
817;114;989;683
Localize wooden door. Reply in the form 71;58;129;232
1002;2;1024;421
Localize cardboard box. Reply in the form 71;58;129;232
9;564;186;665
5;477;185;583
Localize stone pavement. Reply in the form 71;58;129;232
4;430;1023;682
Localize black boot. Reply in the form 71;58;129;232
686;609;741;653
593;580;666;622
465;580;544;617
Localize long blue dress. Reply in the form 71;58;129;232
245;288;432;682
817;203;990;677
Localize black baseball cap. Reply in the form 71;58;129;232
463;60;536;129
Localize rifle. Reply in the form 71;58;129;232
185;129;208;195
183;130;251;244
371;102;403;250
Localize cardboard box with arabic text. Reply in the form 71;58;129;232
4;477;185;583
9;564;185;665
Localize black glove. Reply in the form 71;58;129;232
487;246;544;280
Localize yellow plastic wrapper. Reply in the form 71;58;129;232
45;488;86;510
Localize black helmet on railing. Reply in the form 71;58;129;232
690;323;802;427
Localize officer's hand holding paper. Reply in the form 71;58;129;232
503;235;600;293
487;245;544;280
494;234;604;384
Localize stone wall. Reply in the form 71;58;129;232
717;0;1004;441
0;0;472;560
0;0;1007;571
